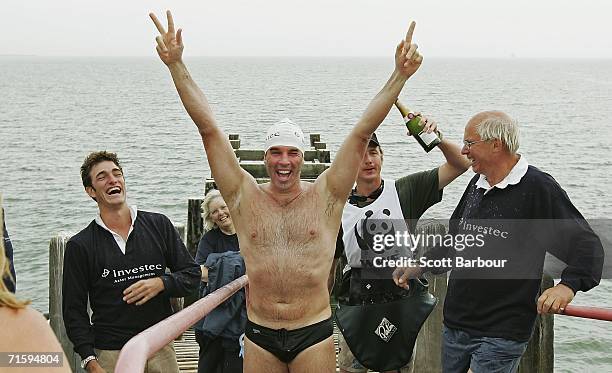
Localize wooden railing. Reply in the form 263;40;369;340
114;275;248;373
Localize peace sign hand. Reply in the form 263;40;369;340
149;10;184;66
395;21;423;78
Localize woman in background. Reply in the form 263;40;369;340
194;189;245;373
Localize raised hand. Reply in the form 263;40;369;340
395;21;423;78
149;10;184;66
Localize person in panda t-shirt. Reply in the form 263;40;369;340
332;129;469;373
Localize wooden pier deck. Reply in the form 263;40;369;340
174;329;199;372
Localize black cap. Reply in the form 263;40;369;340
369;133;380;148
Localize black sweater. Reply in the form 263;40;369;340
62;210;200;359
427;166;603;341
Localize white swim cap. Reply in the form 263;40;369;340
264;118;306;153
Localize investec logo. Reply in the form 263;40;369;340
101;264;164;283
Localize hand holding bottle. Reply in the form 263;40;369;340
395;100;442;152
410;112;438;136
395;21;423;79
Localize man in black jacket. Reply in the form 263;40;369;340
394;111;604;373
62;151;200;373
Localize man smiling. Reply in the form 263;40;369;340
332;125;469;372
394;111;604;373
150;9;424;372
263;118;306;188
62;151;200;373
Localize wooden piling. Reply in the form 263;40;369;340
313;141;327;150
229;134;241;149
518;274;554;373
49;234;85;372
184;199;205;308
412;222;448;373
309;133;321;147
186;199;204;260
234;149;331;163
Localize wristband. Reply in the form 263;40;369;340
81;355;97;369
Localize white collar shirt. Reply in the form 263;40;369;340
94;205;137;255
476;155;529;195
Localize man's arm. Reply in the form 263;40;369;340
437;138;471;190
200;265;209;283
124;215;200;305
537;225;602;314
537;185;604;314
393;182;472;288
320;22;423;200
159;215;201;297
399;115;470;191
149;11;252;202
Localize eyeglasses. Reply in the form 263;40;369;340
462;139;489;149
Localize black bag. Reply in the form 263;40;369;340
334;278;437;371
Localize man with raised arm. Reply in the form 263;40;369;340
150;10;423;372
331;125;470;372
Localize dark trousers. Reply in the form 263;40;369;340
195;329;243;373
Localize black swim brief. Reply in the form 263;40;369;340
245;317;334;363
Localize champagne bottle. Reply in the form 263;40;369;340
394;99;441;152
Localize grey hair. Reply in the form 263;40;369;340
201;189;223;232
475;114;520;154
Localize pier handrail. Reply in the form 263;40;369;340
114;275;248;373
563;305;612;322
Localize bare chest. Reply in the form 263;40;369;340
244;193;323;253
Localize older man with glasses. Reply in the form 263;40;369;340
394;110;603;373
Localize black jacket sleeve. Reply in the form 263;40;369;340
62;238;95;360
2;209;16;293
541;178;604;293
159;215;201;297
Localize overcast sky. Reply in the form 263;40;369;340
4;0;611;58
